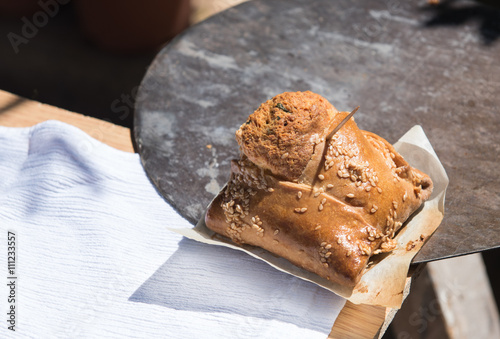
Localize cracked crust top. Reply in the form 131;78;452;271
235;91;338;181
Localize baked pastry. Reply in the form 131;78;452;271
205;91;433;288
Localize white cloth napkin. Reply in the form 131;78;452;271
0;121;345;339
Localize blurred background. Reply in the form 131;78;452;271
0;0;247;128
0;0;499;337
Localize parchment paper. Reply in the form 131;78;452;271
169;126;448;308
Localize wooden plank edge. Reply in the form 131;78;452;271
329;265;419;339
329;301;387;339
0;89;134;153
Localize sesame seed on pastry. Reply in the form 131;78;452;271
205;91;433;288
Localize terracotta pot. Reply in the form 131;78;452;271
74;0;191;54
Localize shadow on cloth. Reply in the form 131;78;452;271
129;237;344;334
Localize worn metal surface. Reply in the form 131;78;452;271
134;0;500;263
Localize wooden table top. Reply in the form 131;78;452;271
0;89;406;338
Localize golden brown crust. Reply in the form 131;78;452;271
206;92;433;287
235;91;337;181
205;160;375;287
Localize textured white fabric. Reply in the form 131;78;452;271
0;121;345;339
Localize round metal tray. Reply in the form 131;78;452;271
134;0;500;263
